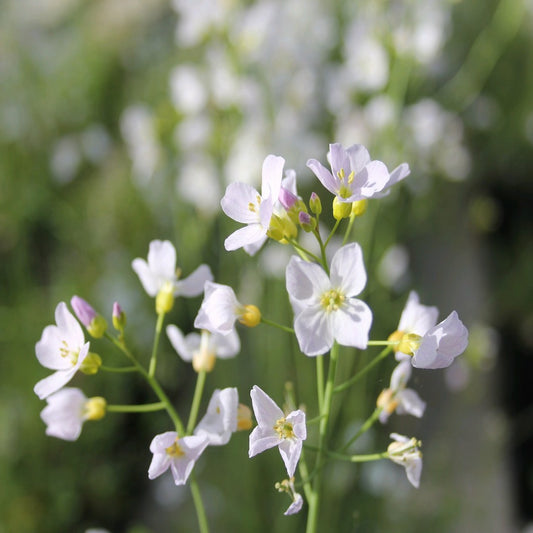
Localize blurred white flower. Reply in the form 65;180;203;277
169;65;208;115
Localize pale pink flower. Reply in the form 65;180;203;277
40;387;88;441
194;387;238;445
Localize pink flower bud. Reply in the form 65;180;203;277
71;296;96;327
278;187;298;210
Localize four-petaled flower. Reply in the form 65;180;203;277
387;433;423;488
194;387;238;446
221;154;285;254
148;431;209;486
286;243;373;356
377;361;426;424
390;291;469;369
34;302;91;400
307;143;409;202
249;385;306;478
132;240;213;309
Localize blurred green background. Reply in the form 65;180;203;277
1;0;533;532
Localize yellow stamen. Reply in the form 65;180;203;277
274;417;295;439
166;438;185;458
320;289;345;312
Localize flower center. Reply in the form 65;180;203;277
388;330;422;356
166;439;185;458
248;194;262;213
320;289;345;312
274;417;295;440
60;340;80;366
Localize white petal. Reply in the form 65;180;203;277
405;455;423;488
261;154;285;202
286;256;330;305
306;158;337;195
329;243;367;297
221;182;262;224
396;389;426;418
150;431;179;453
224;223;267;251
148;240;177;282
286;409;307;441
294;306;333;356
284;493;304;515
398;291;438;335
34;366;78;400
40;387;86;441
35;325;74;370
249;427;281;458
55;302;84;347
213;329;240;358
359;161;390;197
194;283;239;335
195;388;238;445
148;452;171;480
331;299;372;350
175;264;213;297
346;144;371;173
278;438;302;478
243;234;268;256
390;361;412;390
250;385;284;427
166;325;195;361
131;258;159;296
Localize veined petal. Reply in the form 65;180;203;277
221;182;262;224
327;143;351;175
294;306;333;356
398;291;438;335
166;325;196;361
175;264;213;297
250;385;284;427
286;256;330;305
346;144;371;173
329;243;367;297
224;223;267;251
306;158;338;195
331;299;372;349
278;438;302;478
358;160;390;197
261;154;285;201
249;428;281;458
147;240;177;283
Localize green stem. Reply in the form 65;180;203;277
100;365;138;373
324;219;341;249
107;402;166;413
190;473;210;533
342;214;356;246
333;346;392;394
149;311;166;378
187;370;207;435
260;316;295;334
316;355;324;413
288;239;323;265
312;228;328;272
366;340;396;346
339;407;382;453
327;450;389;463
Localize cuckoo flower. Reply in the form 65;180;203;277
387;433;423;488
221;154;285;254
34;302;90;400
307;143;409;202
194;387;238;446
275;478;304;516
194;281;260;335
132;240;213;312
286;243;372;356
148;431;209;486
40;387;106;441
249;385;307;478
390;291;468;369
167;325;240;372
377;361;426;423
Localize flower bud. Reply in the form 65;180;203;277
236;404;253;431
332;196;352;220
239;304;261;328
388;330;422;356
377;388;399;415
84;397;107;421
298;211;316;232
279;187;299;211
192;330;216;373
309;192;322;215
351;199;368;217
112;302;127;331
80;352;102;375
71;296;108;338
156;281;174;314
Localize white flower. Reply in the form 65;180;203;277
221;154;285;254
194;388;238;445
194;281;261;334
148;431;209;486
132;239;213;299
377;361;426;423
34;302;90;400
391;291;468;369
387;433;423;488
249;385;307;478
276;477;304;516
307;143;409;202
285;492;304;516
285;243;373;356
40;388;88;441
166;325;240;372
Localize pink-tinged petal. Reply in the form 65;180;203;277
284;493;304;516
329;243;367;297
396;389;426;418
286;256;330;305
224;223;267;251
249;428;281;458
221;182;262;224
358;161;390;198
166;325;195;361
390;360;412;390
148;452;171;480
346;144;371;173
331;299;372;349
194;282;239;335
398;291;438;335
327;143;351;175
35;325;73;370
243;234;268;256
250;385;284;427
294;306;333;356
261;154;285;201
214;329;240;358
175;264;213;297
131;258;159;296
55;302;85;347
278;438;302;478
306;158;338;195
281;168;297;195
34;366;79;400
147;240;176;282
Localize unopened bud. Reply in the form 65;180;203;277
279;187;299;211
80;352;102;375
84;397;106;420
333;196;352;220
351;199;368;217
71;296;107;338
239;305;261;328
298;211;316;232
112;302;126;331
237;404;253;431
192;330;216;373
156;282;174;314
309;192;322;215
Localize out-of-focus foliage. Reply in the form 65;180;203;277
1;0;532;531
